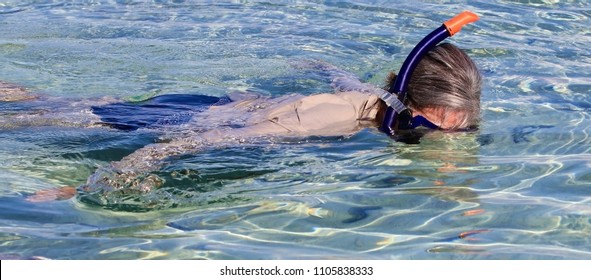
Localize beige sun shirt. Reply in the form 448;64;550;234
202;91;382;138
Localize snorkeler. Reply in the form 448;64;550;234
1;12;482;203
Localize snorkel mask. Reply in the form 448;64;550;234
380;11;479;135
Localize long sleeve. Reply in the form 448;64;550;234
80;123;286;196
82;130;224;195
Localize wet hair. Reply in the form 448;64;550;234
384;43;482;129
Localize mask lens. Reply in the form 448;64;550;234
395;110;440;130
409;115;440;129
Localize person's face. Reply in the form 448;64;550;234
412;107;466;130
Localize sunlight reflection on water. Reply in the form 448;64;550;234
0;0;590;259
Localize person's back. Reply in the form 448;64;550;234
200;91;382;138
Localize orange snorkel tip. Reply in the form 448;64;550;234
444;11;480;36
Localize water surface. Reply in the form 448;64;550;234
1;0;591;259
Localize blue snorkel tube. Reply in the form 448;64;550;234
380;11;480;135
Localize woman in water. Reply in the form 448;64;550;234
1;42;482;203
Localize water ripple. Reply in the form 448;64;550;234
1;0;591;259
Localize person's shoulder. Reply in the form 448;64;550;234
290;92;375;111
298;92;348;105
227;91;262;102
335;90;379;101
334;91;381;110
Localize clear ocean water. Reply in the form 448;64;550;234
1;0;590;260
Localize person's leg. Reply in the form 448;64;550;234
1;81;116;128
0;81;38;101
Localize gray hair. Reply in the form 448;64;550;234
385;43;482;129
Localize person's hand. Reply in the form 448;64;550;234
26;186;77;202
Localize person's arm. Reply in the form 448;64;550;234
28;98;290;202
295;60;388;96
82;122;289;194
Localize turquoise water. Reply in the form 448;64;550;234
1;0;591;259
